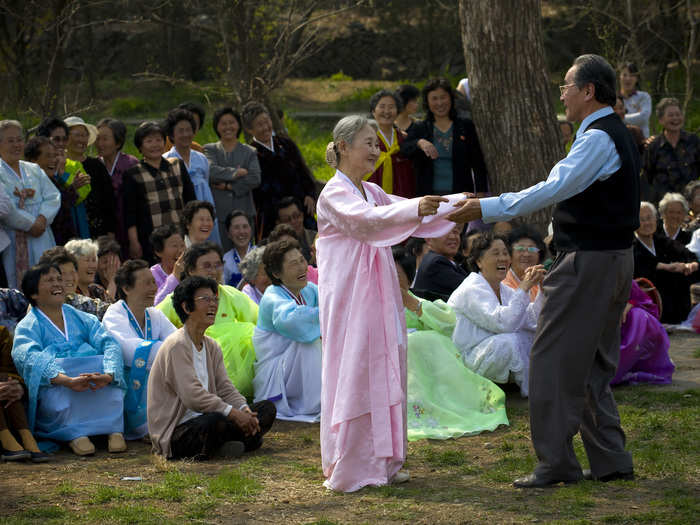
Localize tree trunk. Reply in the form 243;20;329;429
459;0;564;233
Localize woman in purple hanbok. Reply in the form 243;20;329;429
612;279;674;385
316;115;466;492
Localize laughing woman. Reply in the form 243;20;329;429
182;200;217;248
102;260;176;439
449;233;545;397
252;239;322;422
12;264;127;455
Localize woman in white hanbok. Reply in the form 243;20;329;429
449;233;545;396
103;260;176;438
252;239;321;422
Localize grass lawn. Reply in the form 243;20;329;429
2;333;698;524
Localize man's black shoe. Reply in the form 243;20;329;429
582;469;634;482
513;473;580;488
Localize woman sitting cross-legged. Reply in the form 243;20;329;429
102;260;176;439
157;242;259;399
148;276;275;460
11;264;127;455
252;240;322;422
448;232;545;397
392;246;508;441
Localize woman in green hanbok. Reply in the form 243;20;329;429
393;246;508;441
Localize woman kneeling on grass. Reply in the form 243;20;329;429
147;276;275;460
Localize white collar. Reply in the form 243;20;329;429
254;137;274;152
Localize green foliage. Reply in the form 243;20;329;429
111;97;151;117
285;116;335;183
421;447;468;467
146;470;202;502
329;71;353;82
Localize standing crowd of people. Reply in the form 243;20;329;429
0;59;697;493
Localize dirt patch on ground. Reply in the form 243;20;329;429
2;333;699;524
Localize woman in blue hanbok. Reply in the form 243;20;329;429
11;264;127;456
0;120;60;288
253;240;322;422
103;260;176;439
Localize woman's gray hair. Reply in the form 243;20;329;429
640;201;658;219
0;120;22;141
64;238;99;259
658;192;689;215
239;246;266;283
326;115;378;168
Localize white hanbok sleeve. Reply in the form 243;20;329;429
448;274;531;334
34;164;61;224
524;289;544;331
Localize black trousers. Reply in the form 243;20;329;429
170;401;276;460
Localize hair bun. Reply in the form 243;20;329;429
325;141;338;168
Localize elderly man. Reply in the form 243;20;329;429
449;54;638;487
412;224;467;301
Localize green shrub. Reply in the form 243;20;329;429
111;97;151;117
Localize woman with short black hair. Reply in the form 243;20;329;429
253;239;322;422
401;79;489;196
122;121;196;263
164;109;221;245
103;259;176;439
147;275;275;460
204;108;261;248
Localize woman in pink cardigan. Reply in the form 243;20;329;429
147;275;275;460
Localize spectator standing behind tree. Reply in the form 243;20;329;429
96;118;138;257
204;107;261;250
394;84;420;133
367;90;416;198
242;101;318;237
36;117;92;239
64;117;117;238
23;136;78;246
122;122;196;264
643;97;700;204
0;120;60;288
619;62;652;138
164;109;221;245
401;78;489;197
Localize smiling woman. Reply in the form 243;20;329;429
366;89;416;198
252;239;322;422
102;259;177;439
448;232;545;397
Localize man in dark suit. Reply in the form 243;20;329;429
412;224;467;301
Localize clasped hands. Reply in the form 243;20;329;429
52;372;113;392
418;193;483;223
228;405;261;437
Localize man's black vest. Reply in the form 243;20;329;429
552;112;641;251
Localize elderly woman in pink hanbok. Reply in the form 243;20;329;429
316;115;468;492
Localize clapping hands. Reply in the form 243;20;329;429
519;264;546;292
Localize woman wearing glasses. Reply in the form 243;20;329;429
155;242;259;400
502;225;548;301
